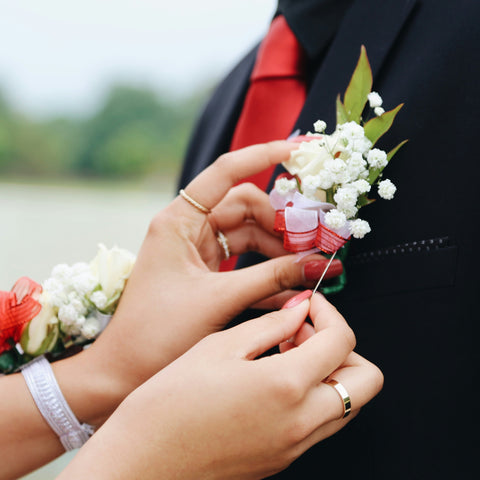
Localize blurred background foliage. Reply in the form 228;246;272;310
0;82;211;182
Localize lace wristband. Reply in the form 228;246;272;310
21;355;94;451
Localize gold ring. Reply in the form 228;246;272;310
179;189;211;214
216;231;231;260
324;379;351;419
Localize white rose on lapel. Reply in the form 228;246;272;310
90;244;136;314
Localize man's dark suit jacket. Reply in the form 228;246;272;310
179;0;478;478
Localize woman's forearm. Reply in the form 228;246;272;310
0;348;128;480
0;371;64;479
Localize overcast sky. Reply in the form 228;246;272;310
0;0;276;117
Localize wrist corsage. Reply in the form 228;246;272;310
0;244;135;374
270;46;407;293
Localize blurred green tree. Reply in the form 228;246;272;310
76;84;195;178
0;81;212;180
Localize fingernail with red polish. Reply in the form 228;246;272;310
282;290;312;309
304;259;343;281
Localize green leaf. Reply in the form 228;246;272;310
343;46;372;123
336;94;348;125
367;139;408;184
387;139;408;161
320;243;350;296
364;104;404;146
357;195;376;208
367;167;382;184
326;188;335;204
0;350;19;374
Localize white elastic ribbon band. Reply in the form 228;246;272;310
21;355;94;451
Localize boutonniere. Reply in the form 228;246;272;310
270;46;407;293
0;244;135;374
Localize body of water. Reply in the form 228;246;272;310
0;180;174;288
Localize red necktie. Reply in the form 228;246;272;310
221;15;307;271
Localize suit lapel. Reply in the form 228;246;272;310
295;0;418;131
267;0;418;189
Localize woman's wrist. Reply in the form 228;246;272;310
21;356;94;450
51;347;133;428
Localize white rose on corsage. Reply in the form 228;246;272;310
20;292;59;356
89;244;136;314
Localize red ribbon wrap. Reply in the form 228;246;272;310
270;174;350;255
0;277;42;354
314;223;350;254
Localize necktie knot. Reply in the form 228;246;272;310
223;15;307;271
251;15;306;81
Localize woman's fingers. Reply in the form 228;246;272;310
325;352;384;418
314;352;383;424
250;290;304;310
219;298;310;361
299;410;360;450
277;294;356;386
308;292;349;333
297;352;384;450
222;225;287;259
205;183;285;263
218;256;309;312
220;255;342;314
278;321;316;353
200;225;287;272
176;141;297;215
208;182;279;236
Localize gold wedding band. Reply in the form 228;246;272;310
324;379;352;419
216;231;231;260
179;189;211;214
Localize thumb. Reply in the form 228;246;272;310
224;254;332;309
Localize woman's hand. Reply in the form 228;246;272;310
58;293;383;480
0;142;345;480
80;141;343;417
